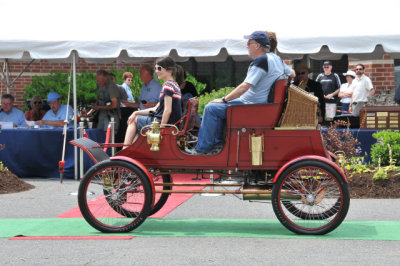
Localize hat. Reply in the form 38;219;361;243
295;62;309;72
47;92;60;102
343;70;356;78
244;31;270;47
323;60;332;66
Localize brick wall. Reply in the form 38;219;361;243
1;59;154;109
349;57;395;94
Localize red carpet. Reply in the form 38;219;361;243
57;174;210;219
10;236;133;240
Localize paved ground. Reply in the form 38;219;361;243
1;178;400;265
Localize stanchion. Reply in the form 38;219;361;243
111;117;115;156
79;121;84;179
104;124;111;153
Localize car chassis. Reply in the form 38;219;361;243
71;79;350;235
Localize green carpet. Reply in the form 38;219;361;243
1;218;399;241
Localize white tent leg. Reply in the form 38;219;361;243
73;52;78;180
5;59;10;94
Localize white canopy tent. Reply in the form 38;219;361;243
1;0;400;178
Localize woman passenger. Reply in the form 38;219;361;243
123;56;182;148
25;95;46;121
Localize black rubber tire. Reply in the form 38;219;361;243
281;198;341;220
272;160;350;235
78;160;153;233
149;174;171;216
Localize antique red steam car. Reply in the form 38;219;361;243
71;78;350;235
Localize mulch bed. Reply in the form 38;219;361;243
349;172;400;199
0;170;35;194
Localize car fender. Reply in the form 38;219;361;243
110;156;155;207
272;155;349;184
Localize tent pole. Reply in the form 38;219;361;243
5;59;10;94
73;52;78;180
10;59;35;87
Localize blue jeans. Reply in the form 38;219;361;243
195;99;245;153
341;103;350;113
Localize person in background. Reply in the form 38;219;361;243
338;70;356;113
177;65;198;100
36;92;73;127
121;72;135;103
123;57;182;148
293;63;325;123
316;61;341;121
0;94;26;127
349;64;375;117
92;70;120;134
25;95;46;121
266;31;277;53
139;64;162;110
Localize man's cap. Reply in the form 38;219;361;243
343;70;356;78
244;31;270;47
47;92;60;102
323;60;333;66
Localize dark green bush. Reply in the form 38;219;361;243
198;87;235;115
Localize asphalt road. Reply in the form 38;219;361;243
1;178;399;266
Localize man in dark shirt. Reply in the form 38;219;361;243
316;61;341;120
293;63;325;123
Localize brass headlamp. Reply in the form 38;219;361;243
334;151;346;169
146;120;162;151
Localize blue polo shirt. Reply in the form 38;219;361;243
139;79;162;109
42;104;73;123
241;53;292;104
0;107;26;127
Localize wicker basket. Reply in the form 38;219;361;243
278;84;318;129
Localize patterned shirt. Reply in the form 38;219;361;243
154;80;182;124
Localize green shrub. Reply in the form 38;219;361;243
370;130;400;166
186;72;206;95
197;87;235;115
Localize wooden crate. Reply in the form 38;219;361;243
360;106;400;129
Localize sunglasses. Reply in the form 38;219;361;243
34;101;42;104
154;65;164;72
247;40;258;46
296;71;306;75
355;68;363;71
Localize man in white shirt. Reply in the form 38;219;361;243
349;64;375;116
